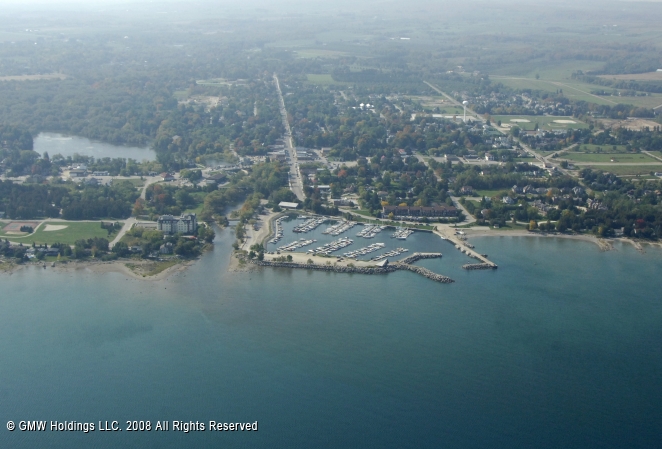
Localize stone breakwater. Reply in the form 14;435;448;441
251;258;454;284
462;263;498;270
392;263;454;283
253;260;397;275
398;252;442;264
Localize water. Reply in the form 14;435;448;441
1;230;661;448
33;133;156;161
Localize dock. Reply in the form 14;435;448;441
434;228;498;268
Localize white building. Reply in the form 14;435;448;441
157;213;198;235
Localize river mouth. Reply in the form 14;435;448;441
34;133;156;161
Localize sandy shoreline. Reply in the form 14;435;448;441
459;227;662;252
0;258;195;281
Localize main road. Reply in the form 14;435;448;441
273;73;305;201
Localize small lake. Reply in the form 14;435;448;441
34;133;156;161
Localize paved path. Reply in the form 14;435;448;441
109;217;136;249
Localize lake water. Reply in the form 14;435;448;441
33;133;156;161
1;230;661;448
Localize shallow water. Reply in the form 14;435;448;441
0;230;661;448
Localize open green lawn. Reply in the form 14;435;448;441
493;115;587;131
647;151;662;160
563;153;659;163
474;189;510;198
582;165;662;176
112;178;144;188
4;221;122;246
571;144;629;153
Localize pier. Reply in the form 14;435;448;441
434;228;498;268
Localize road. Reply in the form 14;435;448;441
273;73;305;201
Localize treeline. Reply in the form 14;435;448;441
0;179;138;220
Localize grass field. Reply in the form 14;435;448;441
474;189;510;198
581;165;662;176
112;178;144;188
571;144;629;153
4;222;122;245
562;153;659;163
647;151;662;160
494;115;588;131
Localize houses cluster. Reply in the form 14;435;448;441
382;205;458;220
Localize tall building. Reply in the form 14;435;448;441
157;213;198;235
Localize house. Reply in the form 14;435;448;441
572;186;585;196
157;213;198;235
160;172;175;182
382;205;458;218
69;168;87;178
502;196;515;204
512;185;523;194
320;147;332;156
459;186;474;195
398;149;407;158
485;153;495;161
92;171;110;176
160;243;173;255
331;198;355;207
205;172;226;184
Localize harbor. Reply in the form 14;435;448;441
260;213;499;279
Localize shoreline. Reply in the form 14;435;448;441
459;228;662;252
0;258;195;281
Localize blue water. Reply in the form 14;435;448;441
34;133;156;161
1;229;661;448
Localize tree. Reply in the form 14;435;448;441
286;254;293;262
529;220;538;231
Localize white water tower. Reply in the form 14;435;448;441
462;101;469;122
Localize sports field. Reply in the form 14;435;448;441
562;153;659;163
3;221;122;246
493;115;588;131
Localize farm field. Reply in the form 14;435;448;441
490;76;662;108
295;49;347;58
562;153;659;163
306;74;350;86
3;221;122;246
493;115;588;131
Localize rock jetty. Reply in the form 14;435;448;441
398;252;442;264
250;254;454;284
462;263;498;270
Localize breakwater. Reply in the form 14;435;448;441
251;258;454;284
398;252;442;264
392;263;454;283
462;263;498;270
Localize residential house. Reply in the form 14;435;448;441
382;205;458;218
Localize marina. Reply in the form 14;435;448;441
293;216;326;233
278;238;316;252
322;220;357;236
309;237;354;255
268;216;286;244
372;247;409;261
342;242;386;259
392;227;414;240
357;224;387;238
